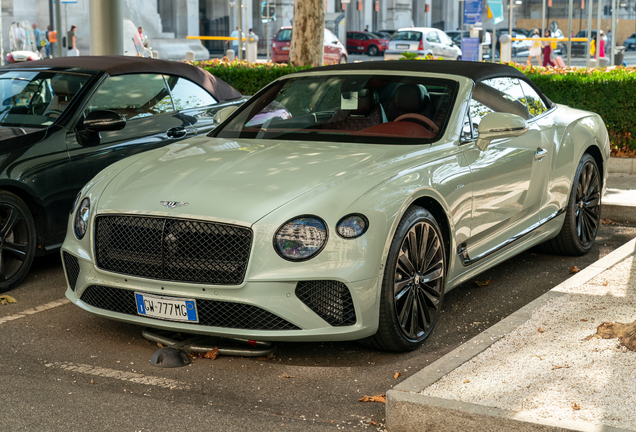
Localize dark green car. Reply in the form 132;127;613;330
0;56;245;292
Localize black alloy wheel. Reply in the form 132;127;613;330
538;153;601;256
0;191;37;293
574;158;601;248
362;206;446;352
367;45;379;56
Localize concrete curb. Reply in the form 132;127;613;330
386;237;636;432
608;157;636;174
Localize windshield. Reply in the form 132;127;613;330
213;74;458;144
390;31;423;42
0;71;90;128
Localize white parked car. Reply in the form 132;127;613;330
384;27;462;60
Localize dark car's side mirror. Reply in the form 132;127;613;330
76;110;126;146
82;110;126;132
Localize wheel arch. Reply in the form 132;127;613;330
411;195;452;268
584;144;605;188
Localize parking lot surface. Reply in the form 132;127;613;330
2;223;635;431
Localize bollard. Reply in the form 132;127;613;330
226;49;235;61
185;51;195;61
499;34;512;63
151;50;159;59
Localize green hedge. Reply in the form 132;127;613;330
520;66;636;149
192;60;636;150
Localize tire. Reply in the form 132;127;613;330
456;56;461;61
339;55;347;64
367;45;379;56
538;153;601;256
362;206;446;352
0;191;37;293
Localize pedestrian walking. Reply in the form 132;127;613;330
599;30;606;58
542;29;555;67
45;25;52;57
527;29;542;67
230;26;239;54
32;23;42;49
606;30;612;56
13;22;26;50
67;25;77;51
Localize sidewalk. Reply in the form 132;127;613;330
386;160;636;432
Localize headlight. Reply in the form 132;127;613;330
274;216;327;261
74;198;90;239
336;214;368;239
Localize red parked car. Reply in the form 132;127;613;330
346;31;389;56
272;27;348;64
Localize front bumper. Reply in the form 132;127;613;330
62;247;381;342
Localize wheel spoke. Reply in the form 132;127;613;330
416;290;430;330
394;280;412;300
397;249;416;275
409;293;419;337
0;207;21;238
398;290;414;329
417;224;429;273
421;264;443;284
422;236;440;273
585;194;600;208
408;230;419;272
4;241;27;260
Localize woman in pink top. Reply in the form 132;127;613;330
598;30;606;58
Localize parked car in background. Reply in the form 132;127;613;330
61;61;607;352
346;31;389;56
624;33;636;51
0;56;245;293
384;27;462;60
272;27;348;64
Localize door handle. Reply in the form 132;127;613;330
534;148;548;161
167;127;187;138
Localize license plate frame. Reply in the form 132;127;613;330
396;44;409;49
135;292;198;323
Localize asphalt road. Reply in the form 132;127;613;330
2;222;636;431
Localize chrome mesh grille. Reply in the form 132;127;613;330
62;252;80;291
94;215;252;285
80;285;300;330
295;280;356;326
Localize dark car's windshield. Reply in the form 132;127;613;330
213;74;458;144
0;70;90;128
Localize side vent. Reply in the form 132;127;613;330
295;280;356;326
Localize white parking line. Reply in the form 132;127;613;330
44;361;189;390
0;298;70;325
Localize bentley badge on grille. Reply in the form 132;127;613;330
161;201;189;209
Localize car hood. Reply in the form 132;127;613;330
0;125;42;141
97;136;421;225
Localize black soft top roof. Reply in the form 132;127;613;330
305;60;527;83
0;55;242;101
297;60;552;107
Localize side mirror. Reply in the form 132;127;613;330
213;105;238;125
82;109;126;132
475;112;529;151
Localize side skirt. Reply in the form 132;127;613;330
457;208;566;267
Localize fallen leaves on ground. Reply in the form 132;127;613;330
463;379;470;383
394;372;401;379
569;266;581;274
203;347;219;360
601;219;619;225
359;394;386;403
538;327;545;333
552;365;570;370
0;295;17;305
584;320;636;351
572;402;581;410
279;372;294;379
474;278;494;287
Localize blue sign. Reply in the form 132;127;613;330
463;0;483;25
488;0;504;25
462;37;480;61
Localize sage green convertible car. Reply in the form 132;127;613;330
61;61;608;352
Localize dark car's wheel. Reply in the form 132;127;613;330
538;153;601;256
367;45;379;56
362;206;446;352
339;55;347;64
0;191;37;294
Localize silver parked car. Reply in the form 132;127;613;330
384;27;462;60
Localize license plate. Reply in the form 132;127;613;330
282;46;290;51
396;44;409;49
135;292;198;323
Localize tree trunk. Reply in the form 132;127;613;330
289;0;324;67
584;320;636;351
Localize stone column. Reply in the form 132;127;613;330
90;0;124;55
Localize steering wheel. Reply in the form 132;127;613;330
394;113;439;133
43;109;63;118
